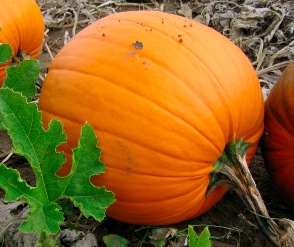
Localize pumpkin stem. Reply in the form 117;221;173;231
208;139;294;247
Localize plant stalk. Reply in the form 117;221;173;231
208;140;294;247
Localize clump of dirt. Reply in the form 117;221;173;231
1;0;294;246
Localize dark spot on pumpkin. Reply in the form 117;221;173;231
130;51;137;57
132;41;143;50
179;38;183;43
102;33;105;37
162;20;164;24
143;61;149;69
178;34;182;37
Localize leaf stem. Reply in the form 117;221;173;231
208;140;294;247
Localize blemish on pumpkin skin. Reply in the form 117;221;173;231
125;51;139;62
126;167;132;174
142;61;149;69
132;41;143;50
113;140;136;175
130;51;137;57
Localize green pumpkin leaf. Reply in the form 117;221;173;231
63;122;114;221
0;88;115;234
3;59;39;100
0;43;12;64
196;227;212;247
188;226;212;247
103;234;130;247
0;44;39;130
188;225;198;246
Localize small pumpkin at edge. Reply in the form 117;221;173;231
262;61;294;209
0;0;44;86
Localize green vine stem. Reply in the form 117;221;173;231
208;140;294;247
36;231;59;247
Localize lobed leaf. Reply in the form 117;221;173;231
63;123;115;221
0;88;115;234
188;226;212;247
0;88;66;190
188;225;198;246
196;227;212;247
0;44;39;128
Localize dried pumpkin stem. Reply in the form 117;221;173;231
208;140;294;247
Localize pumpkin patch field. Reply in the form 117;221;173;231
0;0;294;246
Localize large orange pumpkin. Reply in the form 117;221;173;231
0;0;44;85
262;61;294;209
39;11;264;225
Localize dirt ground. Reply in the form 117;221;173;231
1;0;294;246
